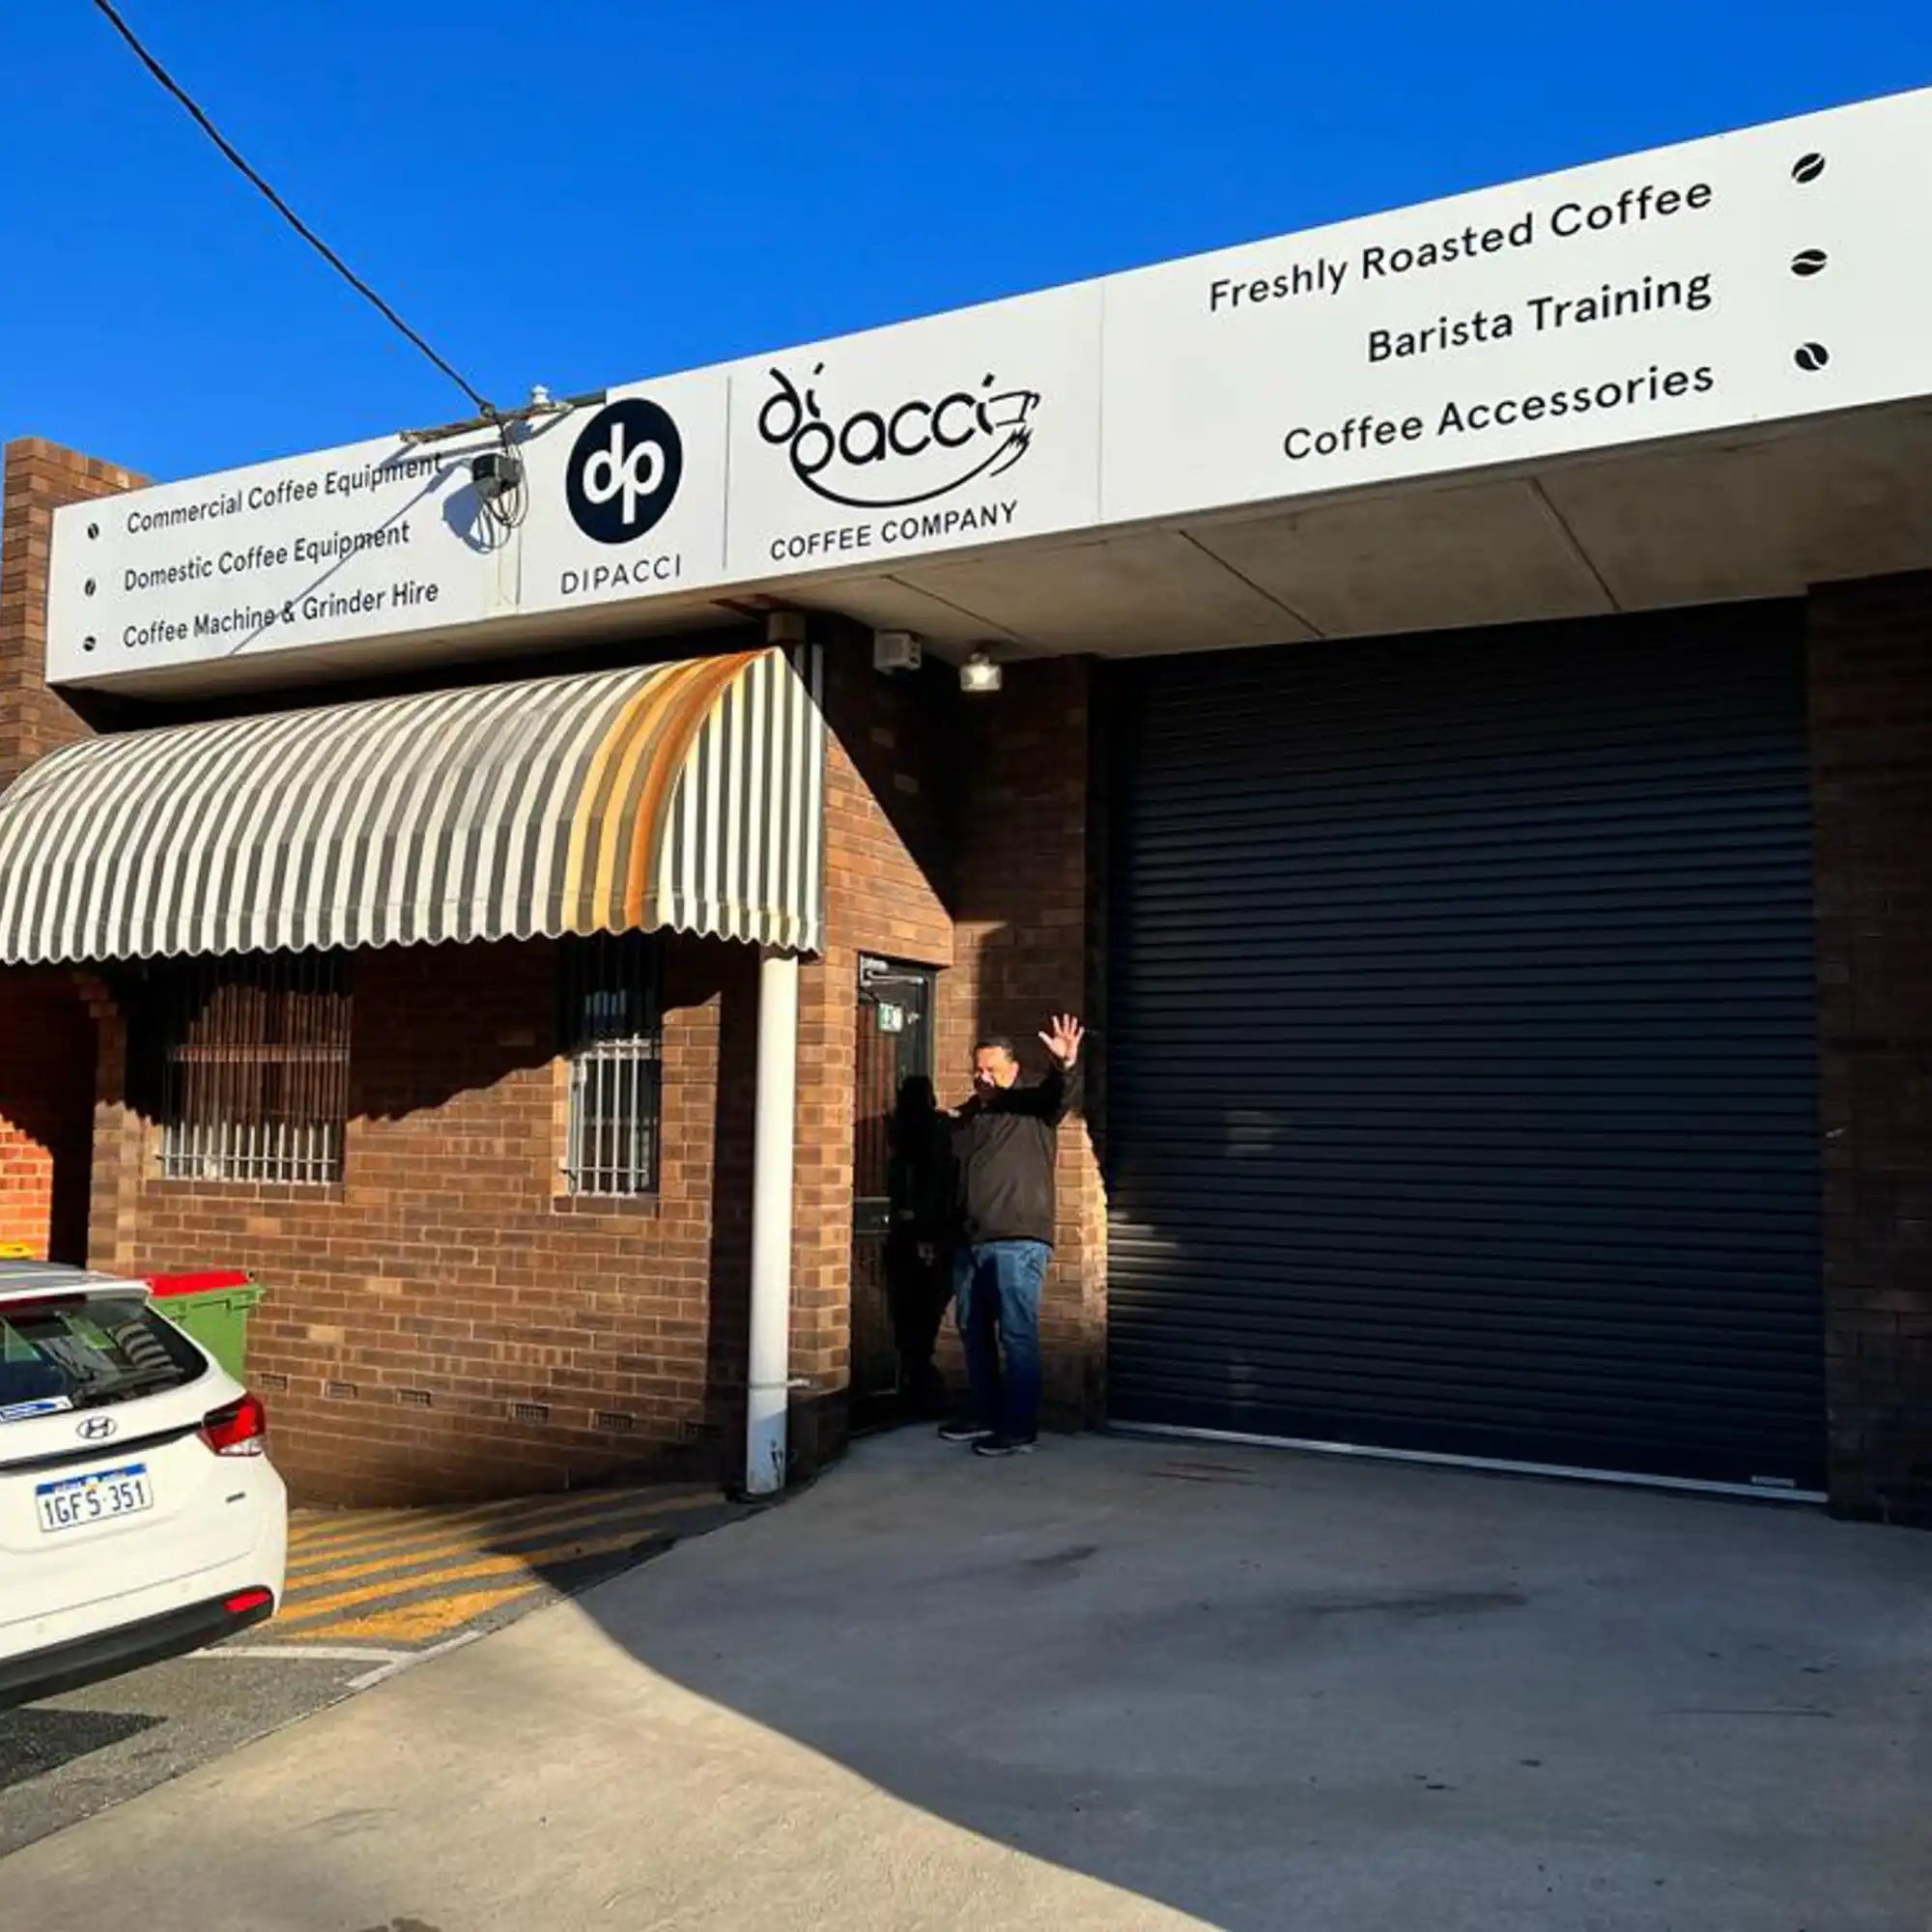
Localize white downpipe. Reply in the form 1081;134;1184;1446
746;949;800;1496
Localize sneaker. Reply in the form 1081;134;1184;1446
938;1420;993;1443
972;1433;1037;1458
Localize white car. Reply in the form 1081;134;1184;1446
0;1262;287;1709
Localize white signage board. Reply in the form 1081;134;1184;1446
515;365;731;617
1100;88;1932;522
43;86;1932;691
46;429;512;684
722;281;1104;577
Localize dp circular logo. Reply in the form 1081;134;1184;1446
566;398;683;544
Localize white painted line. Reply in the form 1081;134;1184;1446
189;1619;499;1687
1112;1422;1828;1503
345;1628;485;1693
192;1643;409;1665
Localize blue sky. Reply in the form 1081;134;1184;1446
2;3;1925;481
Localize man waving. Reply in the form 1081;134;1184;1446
940;1013;1086;1458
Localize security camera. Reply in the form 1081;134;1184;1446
873;631;923;673
470;450;525;501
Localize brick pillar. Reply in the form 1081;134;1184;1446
71;973;143;1276
0;438;145;786
1808;573;1932;1527
791;640;1102;1449
787;631;956;1473
0;442;143;1269
945;656;1106;1425
0;972;98;1261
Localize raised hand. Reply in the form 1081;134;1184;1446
1039;1012;1085;1067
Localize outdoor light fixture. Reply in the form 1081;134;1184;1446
959;648;1003;696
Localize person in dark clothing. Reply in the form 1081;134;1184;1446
940;1012;1085;1457
883;1075;952;1418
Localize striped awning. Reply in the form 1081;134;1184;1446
0;648;824;965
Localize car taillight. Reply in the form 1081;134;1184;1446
200;1392;268;1457
224;1586;274;1616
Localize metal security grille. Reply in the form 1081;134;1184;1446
563;933;663;1197
1105;610;1825;1491
156;952;351;1184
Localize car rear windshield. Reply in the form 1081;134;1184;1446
0;1295;206;1419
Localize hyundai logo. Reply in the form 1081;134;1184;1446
75;1414;118;1441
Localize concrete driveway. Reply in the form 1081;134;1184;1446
4;1431;1928;1930
0;1482;742;1858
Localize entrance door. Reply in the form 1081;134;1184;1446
851;956;937;1427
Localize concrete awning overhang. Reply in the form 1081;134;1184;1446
791;397;1932;659
65;399;1932;703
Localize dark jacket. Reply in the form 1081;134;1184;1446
950;1062;1082;1247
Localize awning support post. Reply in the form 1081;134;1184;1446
746;948;800;1496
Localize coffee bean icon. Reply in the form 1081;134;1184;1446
1794;342;1831;372
1791;248;1828;276
1792;153;1826;184
83;578;97;596
82;636;97;652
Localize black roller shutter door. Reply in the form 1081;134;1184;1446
1105;608;1824;1490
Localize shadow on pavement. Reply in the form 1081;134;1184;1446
4;1433;1930;1931
553;1428;1932;1930
0;1708;161;1792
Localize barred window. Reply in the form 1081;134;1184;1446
562;933;662;1197
152;952;351;1185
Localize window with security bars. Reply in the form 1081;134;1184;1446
562;933;663;1197
152;952;351;1184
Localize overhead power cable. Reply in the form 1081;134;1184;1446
87;0;496;416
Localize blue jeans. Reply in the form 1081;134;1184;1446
954;1239;1050;1439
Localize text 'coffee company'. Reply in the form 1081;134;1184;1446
717;277;1107;579
753;361;1037;561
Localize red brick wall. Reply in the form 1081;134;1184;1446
0;440;130;1264
940;655;1106;1424
0;971;97;1262
3;597;1005;1499
1;439;144;787
60;620;1093;1501
85;935;757;1507
781;635;1105;1447
788;630;957;1462
1808;572;1932;1526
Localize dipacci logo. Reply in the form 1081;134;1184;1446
757;364;1039;509
566;398;684;544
